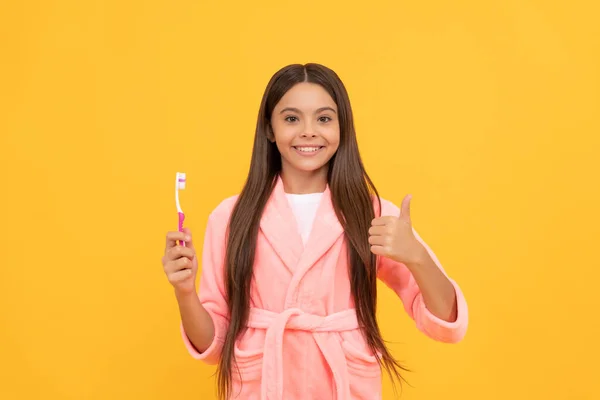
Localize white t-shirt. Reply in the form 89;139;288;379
285;192;323;245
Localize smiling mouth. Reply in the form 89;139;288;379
292;146;324;153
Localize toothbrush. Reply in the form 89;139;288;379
175;172;186;246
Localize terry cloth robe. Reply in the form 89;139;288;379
181;176;468;399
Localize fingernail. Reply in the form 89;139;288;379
185;235;191;241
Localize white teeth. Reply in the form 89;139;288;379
295;146;321;153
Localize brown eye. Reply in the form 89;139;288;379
285;116;299;123
318;116;332;123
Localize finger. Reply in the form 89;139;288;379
400;194;412;220
166;231;188;249
168;269;193;284
368;234;387;246
370;245;387;256
167;245;195;261
371;216;395;226
166;257;193;273
166;230;193;250
368;225;389;236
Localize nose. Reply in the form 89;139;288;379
301;120;317;138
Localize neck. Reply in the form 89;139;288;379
280;166;328;194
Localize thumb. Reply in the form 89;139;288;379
400;194;412;221
181;227;195;249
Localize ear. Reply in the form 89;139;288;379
266;124;276;142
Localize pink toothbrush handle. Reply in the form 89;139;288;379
178;212;186;246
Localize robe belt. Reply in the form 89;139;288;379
247;307;359;400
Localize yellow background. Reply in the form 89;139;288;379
1;0;599;399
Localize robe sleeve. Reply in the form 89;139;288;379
180;210;229;364
376;203;468;343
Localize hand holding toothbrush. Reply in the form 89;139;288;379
162;228;198;294
162;171;196;293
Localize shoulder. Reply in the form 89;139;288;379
202;194;240;238
201;194;240;242
373;196;401;218
207;194;240;223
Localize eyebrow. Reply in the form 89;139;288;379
279;107;337;114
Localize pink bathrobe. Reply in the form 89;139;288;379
181;177;468;399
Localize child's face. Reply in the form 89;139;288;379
270;82;341;178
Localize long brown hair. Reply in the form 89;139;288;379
217;63;407;399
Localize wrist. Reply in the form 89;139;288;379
404;244;430;270
174;287;198;302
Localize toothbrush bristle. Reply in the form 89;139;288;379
176;172;186;189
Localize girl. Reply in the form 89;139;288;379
162;63;468;400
